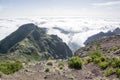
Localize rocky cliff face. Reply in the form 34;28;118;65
0;23;72;60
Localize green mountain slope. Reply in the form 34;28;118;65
0;23;72;60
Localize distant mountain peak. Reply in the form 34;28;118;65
84;27;120;45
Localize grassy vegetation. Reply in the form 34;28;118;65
110;57;120;68
116;68;120;78
107;47;120;53
58;62;64;67
68;56;82;69
90;47;103;58
93;57;101;64
46;60;53;66
0;60;23;74
105;68;115;77
44;67;50;72
58;62;65;70
84;57;92;65
84;47;120;78
99;62;109;69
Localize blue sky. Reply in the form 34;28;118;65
0;0;120;17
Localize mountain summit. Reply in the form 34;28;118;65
0;23;72;60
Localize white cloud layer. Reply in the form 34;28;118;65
92;1;120;6
0;17;120;52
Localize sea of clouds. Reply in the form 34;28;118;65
0;17;120;52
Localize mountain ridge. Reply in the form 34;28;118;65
0;23;72;60
84;28;120;45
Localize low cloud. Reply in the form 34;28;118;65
92;1;120;6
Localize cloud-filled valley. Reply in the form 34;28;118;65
0;17;120;52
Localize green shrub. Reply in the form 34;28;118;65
93;57;101;64
114;58;120;68
84;57;92;65
83;59;90;65
105;68;115;77
90;49;103;63
107;47;119;53
90;49;103;58
100;56;107;62
58;62;64;69
0;71;3;77
111;57;120;68
58;62;64;67
116;68;120;78
45;67;50;72
0;61;23;74
87;57;92;62
99;62;109;69
110;61;116;68
46;61;53;66
84;60;88;65
112;47;119;52
92;56;107;64
68;56;82;69
107;49;111;53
